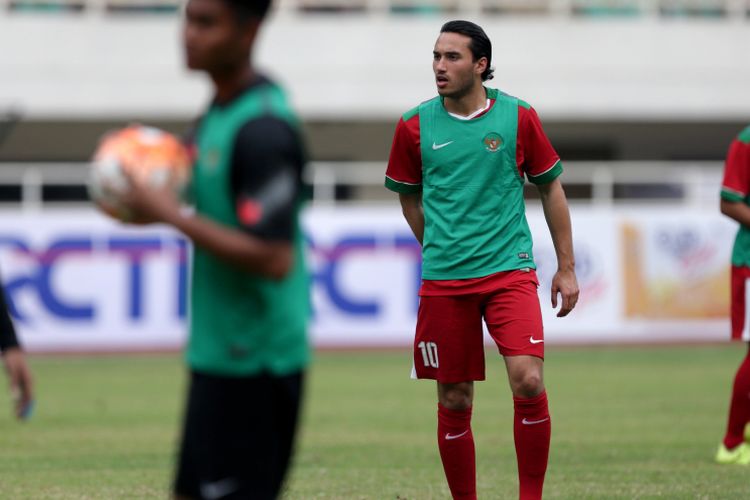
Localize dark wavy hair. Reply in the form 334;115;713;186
225;0;272;23
440;20;494;81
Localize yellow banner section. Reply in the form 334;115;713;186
623;222;730;319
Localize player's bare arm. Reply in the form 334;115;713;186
721;198;750;227
120;177;292;280
399;192;424;245
537;178;579;317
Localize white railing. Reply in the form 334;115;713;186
0;0;747;19
309;160;724;206
0;161;725;210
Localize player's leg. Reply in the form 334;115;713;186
417;294;484;500
226;373;303;499
173;371;289;500
267;371;305;497
173;370;235;499
437;381;476;500
717;265;750;464
503;355;550;500
173;373;202;500
717;340;750;464
484;270;549;500
721;342;750;451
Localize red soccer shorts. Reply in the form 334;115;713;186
731;265;750;341
413;270;544;383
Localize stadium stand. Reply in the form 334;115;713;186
2;0;748;17
0;0;748;204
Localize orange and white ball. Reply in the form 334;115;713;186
89;125;191;221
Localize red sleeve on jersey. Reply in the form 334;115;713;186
385;114;422;192
516;106;560;180
722;139;750;202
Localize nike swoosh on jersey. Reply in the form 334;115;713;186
529;337;544;344
445;429;469;440
432;141;454;150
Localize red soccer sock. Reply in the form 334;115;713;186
437;403;476;500
723;350;750;450
513;391;551;500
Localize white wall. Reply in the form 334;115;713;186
0;12;748;120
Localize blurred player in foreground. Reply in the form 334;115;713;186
385;20;578;500
716;124;750;465
0;275;34;421
118;0;311;497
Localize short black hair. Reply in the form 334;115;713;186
224;0;272;23
440;20;494;81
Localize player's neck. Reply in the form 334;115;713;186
442;84;487;117
212;64;256;105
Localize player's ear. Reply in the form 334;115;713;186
475;56;488;78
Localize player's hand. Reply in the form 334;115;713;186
2;347;34;420
114;170;181;225
551;268;579;317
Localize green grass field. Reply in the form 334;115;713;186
0;345;748;499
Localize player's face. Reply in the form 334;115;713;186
432;32;486;99
183;0;251;74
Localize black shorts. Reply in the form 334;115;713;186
174;370;304;500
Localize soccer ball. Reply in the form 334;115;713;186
89;125;191;222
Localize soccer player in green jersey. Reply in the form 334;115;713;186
715;125;750;465
119;0;310;497
386;21;579;499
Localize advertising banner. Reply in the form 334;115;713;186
0;206;735;351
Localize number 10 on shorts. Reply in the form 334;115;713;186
418;341;439;368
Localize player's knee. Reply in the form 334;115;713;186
438;383;473;410
512;371;544;398
440;393;472;410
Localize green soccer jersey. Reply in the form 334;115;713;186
187;79;310;377
414;88;542;279
721;125;750;267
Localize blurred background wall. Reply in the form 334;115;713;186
1;0;749;165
